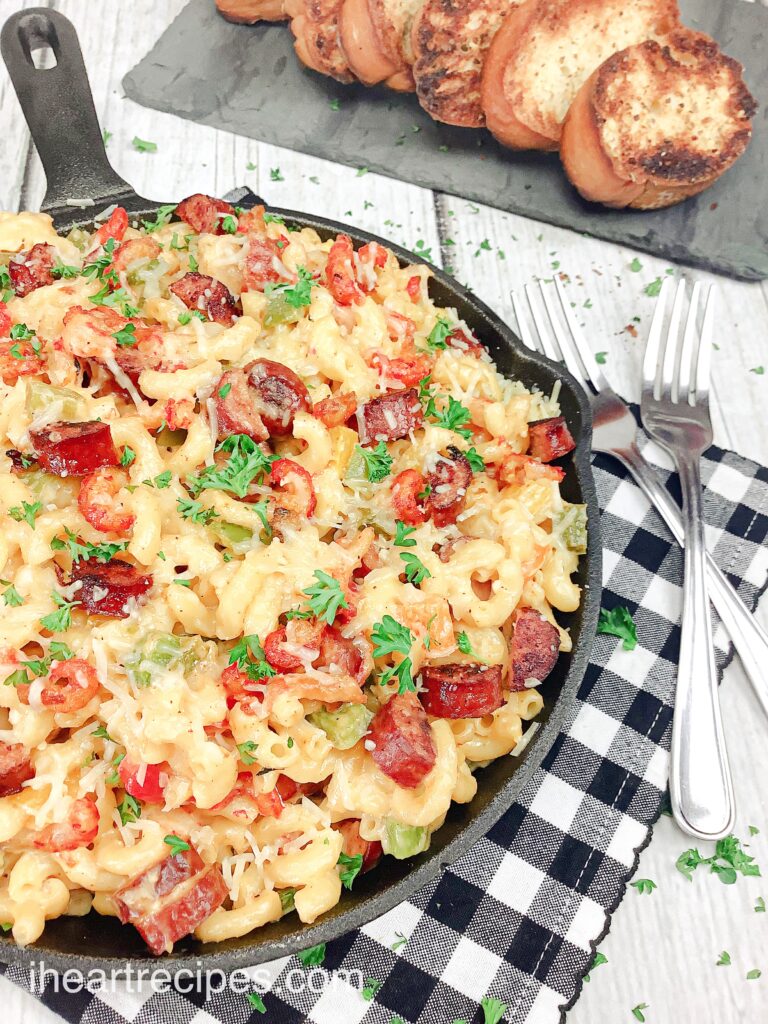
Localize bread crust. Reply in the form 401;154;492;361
561;30;757;209
216;0;287;22
340;0;415;88
289;0;356;82
412;0;521;127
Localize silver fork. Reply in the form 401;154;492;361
512;279;765;836
640;280;733;839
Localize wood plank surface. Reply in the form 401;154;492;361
0;2;766;1022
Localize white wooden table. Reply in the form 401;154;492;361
0;1;767;1021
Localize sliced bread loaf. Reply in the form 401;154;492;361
561;29;757;209
481;0;680;149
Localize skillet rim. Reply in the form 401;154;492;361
0;200;602;972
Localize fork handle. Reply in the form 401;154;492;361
618;443;768;721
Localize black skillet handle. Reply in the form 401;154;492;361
1;8;141;223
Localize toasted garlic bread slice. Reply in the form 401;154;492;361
561;30;757;210
340;0;423;90
412;0;522;127
482;0;680;150
216;0;288;22
287;0;356;82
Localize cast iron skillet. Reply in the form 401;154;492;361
0;8;601;973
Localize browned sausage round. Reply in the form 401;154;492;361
0;743;34;797
245;358;311;436
509;608;561;690
356;388;424;445
426;446;473;527
170;272;238;326
213;369;268;441
9;243;56;297
420;663;503;718
369;693;436;788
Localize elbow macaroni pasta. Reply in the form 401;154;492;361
0;203;585;953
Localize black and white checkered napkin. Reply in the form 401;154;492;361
3;431;768;1024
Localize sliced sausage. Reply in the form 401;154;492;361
245;358;311;436
369;693;436;789
357;388;424;445
527;416;576;463
169;271;238;326
425;446;473;527
0;743;34;797
8;242;56;297
213;369;268;442
113;846;228;955
30;421;120;477
58;558;152;619
175;193;236;235
420;663;503;719
316;627;369;684
509;608;561;690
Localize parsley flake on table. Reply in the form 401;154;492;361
246;992;266;1013
400;551;431;586
751;366;765;375
675;833;760;884
163;834;190;856
270;167;284;181
391;932;407;951
584;951;607;981
747;969;762;980
595;351;608;365
716;950;731;966
362;978;382;1001
355;441;393;483
644;278;663;297
755;896;766;913
629;257;643;272
303;570;348;624
749;825;760;836
632;1003;649;1022
630;878;657;895
187;434;276;499
228;635;275;681
132;136;157;153
177;497;219;526
480;997;508;1024
597;606;637;650
297;943;326;966
338;851;363;890
394;520;417;547
8;500;42;529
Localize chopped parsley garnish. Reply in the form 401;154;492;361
40;592;81;633
188;253;199;272
3;641;74;688
142;470;172;489
91;725;113;741
296;943;326;967
630;878;657;895
82;238;116;279
50;262;80;279
218;383;232;399
142;204;176;232
112;322;136;347
584;951;607;982
228;634;276;681
393;520;417;547
270;168;284;182
391;932;407;951
371;615;415;693
362;979;382;1001
284;607;313;621
51;528;128;563
755;896;766;913
163;834;190;856
279;888;296;912
464;446;486;472
132;136;157;153
220;214;238;234
597;606;637;650
237;741;259;766
247;992;266;1013
266;266;314;308
716;951;731;966
399;551;431;586
457;631;474;656
426;316;453;351
629;257;643;272
631;1004;649;1022
432;396;472;439
675;834;760;884
116;794;141;825
177;497;219;525
0;266;13;302
747;969;762;981
9;323;35;341
480;997;508;1024
8;500;42;529
186;434;276;499
644;278;663;297
356;441;393;483
263;213;285;224
337;851;363;890
120;446;136;466
90;282;139;318
178;309;206;325
303;570;348;625
2;584;23;607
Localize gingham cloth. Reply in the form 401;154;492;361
3;428;767;1024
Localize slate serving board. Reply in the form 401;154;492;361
123;0;768;280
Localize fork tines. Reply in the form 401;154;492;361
643;278;715;407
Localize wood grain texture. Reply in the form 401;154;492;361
0;1;766;1021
